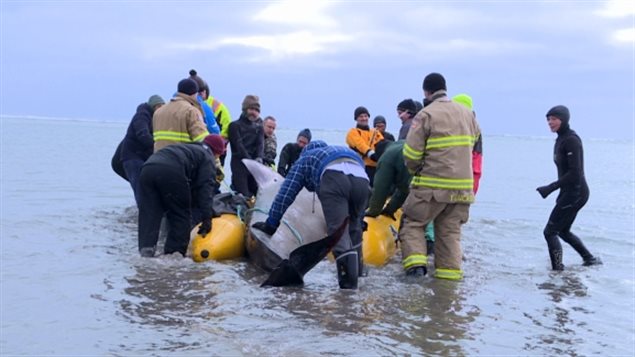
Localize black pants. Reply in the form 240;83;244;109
318;170;369;258
543;187;592;259
230;158;258;198
138;164;192;255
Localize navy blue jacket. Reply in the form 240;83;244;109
121;103;154;162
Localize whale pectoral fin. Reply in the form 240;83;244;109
260;259;304;287
261;218;349;287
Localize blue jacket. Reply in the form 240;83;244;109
198;95;220;134
266;140;363;227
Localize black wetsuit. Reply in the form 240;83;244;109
137;144;217;256
542;125;595;267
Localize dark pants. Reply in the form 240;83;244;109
365;166;376;187
230;158;258;198
123;158;144;206
138;164;193;255
318;170;369;258
543;187;593;260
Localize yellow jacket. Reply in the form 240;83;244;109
346;127;384;167
205;96;232;139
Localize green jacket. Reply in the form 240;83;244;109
367;140;411;216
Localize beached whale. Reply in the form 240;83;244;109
242;159;344;286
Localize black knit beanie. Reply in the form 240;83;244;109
354;106;370;120
177;78;199;95
298;128;312;142
546;105;570;125
373;115;387;126
422;72;446;93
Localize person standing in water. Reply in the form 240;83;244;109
537;105;602;270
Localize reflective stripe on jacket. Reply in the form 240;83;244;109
205;96;232;139
153;94;209;152
403;91;481;203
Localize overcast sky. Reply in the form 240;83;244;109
1;1;633;139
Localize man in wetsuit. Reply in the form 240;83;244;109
537;105;602;270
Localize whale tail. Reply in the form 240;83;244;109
261;218;349;287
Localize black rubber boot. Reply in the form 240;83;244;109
549;249;565;271
139;247;156;258
336;254;359;289
406;266;427;277
357;245;367;277
426;240;435;256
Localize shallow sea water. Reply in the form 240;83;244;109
1;117;633;355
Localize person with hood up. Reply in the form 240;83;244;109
252;140;369;290
137;134;225;257
537;105;602;270
227;95;264;199
277;128;312;177
346;106;384;186
452;94;483;195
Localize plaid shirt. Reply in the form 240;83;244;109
265;141;363;228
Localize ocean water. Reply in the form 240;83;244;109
1;117;633;355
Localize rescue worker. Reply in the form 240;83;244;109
262;116;277;168
153;78;209;152
373;115;395;142
537;105;602;270
120;94;165;205
228;95;264;199
252;140;370;289
346;106;383;186
277;128;311;177
400;72;481;280
137;134;225;257
188;69;220;135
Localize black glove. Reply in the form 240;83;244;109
380;209;397;221
369;152;379;162
361;220;368;232
198;219;212;236
536;183;557;199
252;221;276;236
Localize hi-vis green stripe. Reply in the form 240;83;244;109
426;135;476;150
403;143;423;161
402;254;428;270
412;176;473;190
434;268;463;280
154;131;207;143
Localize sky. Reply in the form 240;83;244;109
1;0;634;139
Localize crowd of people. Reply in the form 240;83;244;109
112;69;601;290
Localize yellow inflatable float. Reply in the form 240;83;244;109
189;214;246;262
327;210;402;267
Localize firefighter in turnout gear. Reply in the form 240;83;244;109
399;73;481;280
